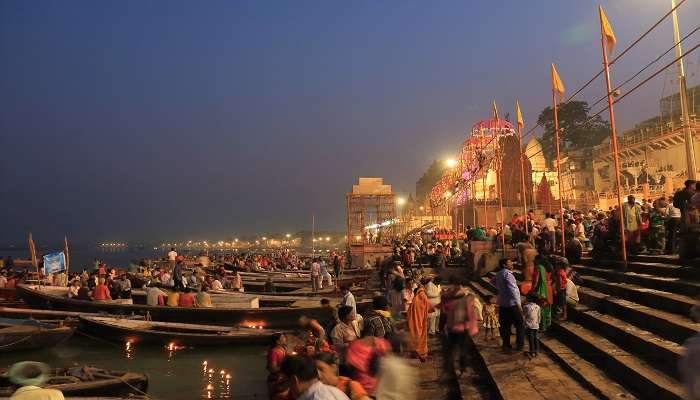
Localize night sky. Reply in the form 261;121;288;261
2;0;699;244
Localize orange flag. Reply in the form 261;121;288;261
516;100;524;131
599;5;617;55
28;232;37;269
551;63;565;102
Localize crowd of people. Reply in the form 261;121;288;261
265;263;485;400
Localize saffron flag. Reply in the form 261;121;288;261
28;232;37;269
43;252;66;275
516;100;524;131
492;100;500;121
599;5;616;55
551;63;565;101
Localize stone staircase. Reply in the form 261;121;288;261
469;255;700;400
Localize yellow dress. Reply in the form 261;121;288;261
482;303;500;329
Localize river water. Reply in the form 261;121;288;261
0;334;269;399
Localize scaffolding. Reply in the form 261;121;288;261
346;178;396;267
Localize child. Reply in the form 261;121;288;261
482;295;499;341
523;292;542;357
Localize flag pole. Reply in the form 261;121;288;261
599;11;628;266
517;102;529;237
552;90;567;257
64;235;70;272
496;133;507;255
481;128;488;229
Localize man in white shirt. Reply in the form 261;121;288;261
424;276;442;335
167;248;177;268
208;276;224;292
666;196;682;254
281;356;349;400
310;259;321;292
340;285;357;317
542;213;558;249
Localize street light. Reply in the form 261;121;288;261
325;237;330;241
396;197;406;205
286;234;291;238
446;158;457;168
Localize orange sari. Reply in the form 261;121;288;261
407;287;431;359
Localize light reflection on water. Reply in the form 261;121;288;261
0;335;267;399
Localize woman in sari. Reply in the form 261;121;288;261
532;255;553;331
407;285;432;362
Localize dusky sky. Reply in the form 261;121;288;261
1;0;699;244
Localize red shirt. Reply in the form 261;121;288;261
92;284;111;300
178;293;195;307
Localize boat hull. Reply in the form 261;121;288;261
18;285;359;329
0;370;148;398
0;318;74;352
79;316;278;346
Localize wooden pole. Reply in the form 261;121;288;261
496;134;507;255
518;116;529;236
600;22;628;266
552;91;567;257
481;128;488;229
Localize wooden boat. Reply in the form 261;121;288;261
0;317;74;352
0;367;148;397
79;316;280;346
18;284;366;328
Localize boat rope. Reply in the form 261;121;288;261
0;331;41;349
116;376;155;400
73;329;123;349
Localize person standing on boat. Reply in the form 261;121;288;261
167;248;177;269
231;270;243;292
310;259;321;293
333;254;343;279
173;259;184;290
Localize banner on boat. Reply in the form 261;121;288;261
43;252;66;275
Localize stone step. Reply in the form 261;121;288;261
567;303;684;380
578;275;696;316
581;256;700;277
471;277;642;400
577;286;700;345
552;320;684;399
580;258;700;281
573;265;700;297
467;280;613;400
539;335;637;400
582;254;684;266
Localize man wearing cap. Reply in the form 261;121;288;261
8;362;64;399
